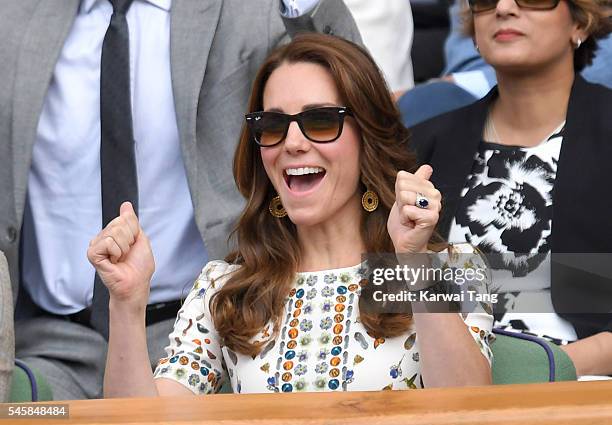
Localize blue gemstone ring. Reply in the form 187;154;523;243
416;193;429;209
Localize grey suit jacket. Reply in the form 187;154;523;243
0;251;13;401
0;0;361;305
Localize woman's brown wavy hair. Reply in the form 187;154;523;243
210;33;429;357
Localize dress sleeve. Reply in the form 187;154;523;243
450;243;495;366
153;261;234;394
462;311;494;366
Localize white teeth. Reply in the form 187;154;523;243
285;167;325;176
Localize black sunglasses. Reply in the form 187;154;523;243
245;106;353;147
468;0;561;13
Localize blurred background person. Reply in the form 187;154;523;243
345;0;415;95
411;0;612;377
399;0;612;126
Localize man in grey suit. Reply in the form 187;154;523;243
0;0;360;400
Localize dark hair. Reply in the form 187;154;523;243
210;33;422;356
461;0;612;71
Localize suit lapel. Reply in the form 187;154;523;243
170;0;222;211
430;92;495;238
11;0;80;220
549;74;590;252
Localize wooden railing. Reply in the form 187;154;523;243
3;380;612;424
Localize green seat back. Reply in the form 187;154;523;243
491;330;576;384
9;362;53;402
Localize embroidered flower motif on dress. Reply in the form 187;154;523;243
295;378;307;391
320;317;333;330
300;335;312;346
294;364;308;376
188;374;200;386
321;300;333;312
315;362;329;374
300;319;313;332
319;332;332;344
324;274;337;284
322;286;335;297
314;376;328;390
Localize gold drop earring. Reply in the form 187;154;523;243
361;190;379;212
269;195;287;218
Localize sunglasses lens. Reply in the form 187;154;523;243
301;109;342;142
469;0;559;12
515;0;559;9
252;113;288;146
247;107;349;146
469;0;498;12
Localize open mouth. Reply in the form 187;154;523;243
283;167;326;193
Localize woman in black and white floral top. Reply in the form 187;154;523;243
411;0;612;377
87;34;494;398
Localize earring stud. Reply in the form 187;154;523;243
575;38;582;49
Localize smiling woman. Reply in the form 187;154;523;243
88;33;495;398
258;62;363;228
223;34;437;356
200;34;492;392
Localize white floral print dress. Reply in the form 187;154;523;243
154;245;494;394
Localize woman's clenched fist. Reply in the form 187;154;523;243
87;202;154;309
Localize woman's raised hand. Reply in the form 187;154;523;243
87;202;154;309
387;165;442;253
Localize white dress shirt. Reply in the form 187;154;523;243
282;0;320;16
22;0;208;314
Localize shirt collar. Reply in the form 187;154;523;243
80;0;171;14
